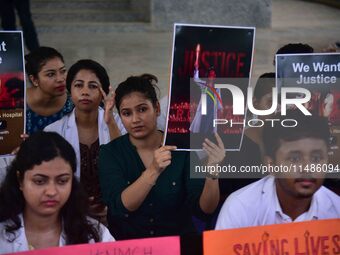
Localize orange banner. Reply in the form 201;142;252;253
204;219;340;255
7;236;180;255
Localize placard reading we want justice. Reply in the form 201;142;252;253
276;53;340;172
276;53;340;86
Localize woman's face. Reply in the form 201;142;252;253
31;57;67;97
119;92;160;139
70;69;103;112
20;157;73;218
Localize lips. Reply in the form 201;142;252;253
55;85;66;92
79;99;92;104
132;126;144;132
295;178;316;187
41;200;59;207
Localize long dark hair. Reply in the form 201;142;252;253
0;131;101;244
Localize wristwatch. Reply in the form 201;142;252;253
206;170;219;180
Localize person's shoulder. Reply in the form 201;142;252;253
227;176;270;204
315;186;340;213
216;177;269;230
0;217;21;245
100;134;129;152
43;113;69;132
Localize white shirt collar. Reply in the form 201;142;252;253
262;176;319;222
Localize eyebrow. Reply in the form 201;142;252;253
32;173;71;178
73;80;100;84
42;66;66;73
288;149;324;154
120;103;148;111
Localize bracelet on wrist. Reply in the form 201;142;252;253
206;171;219;180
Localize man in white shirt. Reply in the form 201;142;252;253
215;110;340;230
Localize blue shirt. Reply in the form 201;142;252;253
26;96;74;134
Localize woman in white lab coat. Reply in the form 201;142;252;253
44;59;122;224
0;132;114;254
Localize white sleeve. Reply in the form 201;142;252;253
43;119;62;134
99;223;115;242
215;193;250;230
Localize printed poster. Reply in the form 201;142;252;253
276;53;340;176
164;23;255;150
0;31;25;156
204;219;340;255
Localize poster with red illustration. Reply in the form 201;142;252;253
164;24;255;150
0;31;25;156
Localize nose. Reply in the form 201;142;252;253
132;112;140;123
81;85;90;96
45;182;57;197
56;71;66;83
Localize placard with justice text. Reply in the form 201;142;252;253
164;23;255;150
276;53;340;174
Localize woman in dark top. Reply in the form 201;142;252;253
25;47;73;134
99;74;224;239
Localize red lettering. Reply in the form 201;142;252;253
236;53;246;77
295;237;308;255
226;53;236;76
281;239;289;255
270;240;280;255
220;52;226;76
332;235;340;254
210;51;218;68
179;49;248;78
251;242;261;255
243;243;251;255
201;51;210;71
233;244;242;255
320;236;330;255
310;236;321;255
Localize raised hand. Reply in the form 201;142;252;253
203;133;225;166
100;86;115;125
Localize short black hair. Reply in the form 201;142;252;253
66;59;110;94
263;110;330;159
115;73;159;113
274;43;314;65
253;72;276;100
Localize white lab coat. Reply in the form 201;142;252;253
44;107;124;178
0;214;114;254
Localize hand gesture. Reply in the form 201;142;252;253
151;145;177;174
203;133;225;166
100;86;115;125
